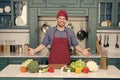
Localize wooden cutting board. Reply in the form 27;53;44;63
48;64;66;69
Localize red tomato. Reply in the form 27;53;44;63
48;67;54;73
82;67;89;73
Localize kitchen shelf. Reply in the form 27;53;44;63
98;0;120;29
0;0;28;29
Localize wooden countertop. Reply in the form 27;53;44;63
0;64;120;78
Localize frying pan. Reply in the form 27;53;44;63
77;24;87;41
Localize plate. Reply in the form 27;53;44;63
101;21;107;26
4;6;11;13
15;16;26;26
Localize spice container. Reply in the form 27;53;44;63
100;52;108;70
24;44;29;54
0;40;4;53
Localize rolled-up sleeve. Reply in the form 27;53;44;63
68;29;79;47
41;28;53;47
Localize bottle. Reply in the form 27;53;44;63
24;44;29;54
6;40;10;54
12;40;16;53
10;40;13;53
19;45;23;56
100;52;108;70
0;41;1;53
4;40;7;54
1;40;4;53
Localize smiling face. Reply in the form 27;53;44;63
57;16;67;28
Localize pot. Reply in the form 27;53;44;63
67;22;73;29
77;25;87;41
41;22;50;34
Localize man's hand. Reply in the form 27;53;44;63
82;48;91;56
28;48;35;56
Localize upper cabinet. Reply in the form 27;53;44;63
81;0;98;7
46;0;80;8
29;0;46;8
0;0;28;29
98;0;120;29
0;0;11;28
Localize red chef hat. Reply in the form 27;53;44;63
56;9;68;20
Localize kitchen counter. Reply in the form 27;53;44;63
0;51;120;58
0;64;120;79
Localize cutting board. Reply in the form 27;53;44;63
48;64;66;69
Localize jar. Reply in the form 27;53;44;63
24;44;29;54
100;52;108;70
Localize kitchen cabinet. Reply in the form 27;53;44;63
108;58;118;67
8;58;27;64
0;58;8;71
38;8;88;17
0;0;11;28
29;8;39;48
117;58;120;69
81;0;98;7
98;0;120;29
0;0;28;29
46;0;80;8
29;0;46;8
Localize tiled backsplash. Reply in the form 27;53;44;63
0;29;29;45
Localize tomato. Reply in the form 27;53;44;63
82;67;89;73
48;67;54;73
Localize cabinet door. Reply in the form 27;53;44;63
8;58;27;64
88;8;97;54
29;0;46;7
98;0;114;28
0;0;28;29
13;0;28;28
81;0;98;7
38;8;88;16
46;0;80;8
29;8;39;48
0;0;11;28
108;58;117;67
97;0;120;29
115;0;120;27
0;58;8;71
117;58;120;69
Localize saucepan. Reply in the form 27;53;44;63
77;24;87;41
41;22;50;34
67;22;73;29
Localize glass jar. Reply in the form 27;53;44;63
100;52;108;70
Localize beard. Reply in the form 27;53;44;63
58;21;66;27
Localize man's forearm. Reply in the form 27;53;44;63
34;44;46;53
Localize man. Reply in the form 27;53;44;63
28;9;90;64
